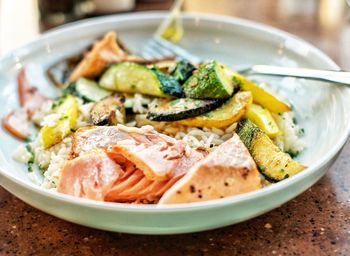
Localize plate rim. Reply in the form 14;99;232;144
1;11;349;212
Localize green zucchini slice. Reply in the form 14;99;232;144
171;60;196;83
90;94;125;125
99;62;165;97
183;60;235;99
236;119;305;181
147;98;225;121
64;78;111;102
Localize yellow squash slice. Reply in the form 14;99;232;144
40;95;78;148
177;91;252;128
233;73;290;114
245;103;282;138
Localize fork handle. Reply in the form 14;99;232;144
248;65;350;86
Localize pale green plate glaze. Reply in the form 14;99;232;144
1;12;350;234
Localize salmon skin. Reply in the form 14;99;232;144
60;125;204;203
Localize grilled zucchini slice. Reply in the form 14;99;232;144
147;98;225;121
90;94;125;125
64;78;112;102
151;68;183;97
171;60;195;83
236;119;305;181
99;62;165;97
183;60;235;99
99;62;183;97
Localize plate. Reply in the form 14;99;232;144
0;12;350;234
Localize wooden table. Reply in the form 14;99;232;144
1;0;350;255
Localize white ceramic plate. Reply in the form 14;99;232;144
1;12;350;234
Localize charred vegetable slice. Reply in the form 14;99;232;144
233;73;290;113
171;60;195;83
147;98;225;121
90;94;125;125
183;60;235;99
64;78;111;102
245;104;282;138
99;62;165;97
151;68;184;97
40;95;78;148
236;119;305;181
100;62;184;98
177;91;252;128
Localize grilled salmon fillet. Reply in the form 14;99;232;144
69;32;127;82
61;125;204;202
71;125;204;181
159;133;262;204
57;150;122;201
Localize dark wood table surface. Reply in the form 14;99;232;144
1;0;350;255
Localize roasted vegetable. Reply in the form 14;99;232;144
245;104;282;138
100;62;184;97
183;60;235;99
64;78;111;102
236;119;305;181
99;62;165;97
147;98;225;121
151;67;183;97
40;95;78;148
171;60;195;83
177;91;252;128
90;94;125;125
233;73;290;113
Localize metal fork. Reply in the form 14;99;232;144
139;3;350;86
141;36;350;86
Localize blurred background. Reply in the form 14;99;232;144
0;0;349;68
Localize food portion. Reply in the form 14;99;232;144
236;119;305;181
5;31;306;205
159;134;261;204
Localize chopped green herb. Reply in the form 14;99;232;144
59;115;69;121
298;128;305;136
292;117;298;124
285;150;299;158
25;144;35;173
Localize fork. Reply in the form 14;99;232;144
138;2;350;86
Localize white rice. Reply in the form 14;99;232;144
17;97;92;189
273;112;306;155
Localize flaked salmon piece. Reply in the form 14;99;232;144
69;32;128;82
57;150;122;201
104;172;182;203
3;69;49;140
71;126;133;158
71;125;204;180
71;125;161;158
159;134;262;204
107;140;186;181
